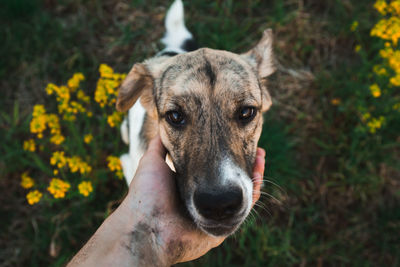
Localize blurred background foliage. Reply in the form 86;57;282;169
0;0;399;266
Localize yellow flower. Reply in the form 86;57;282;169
361;112;371;122
371;16;400;45
350;21;359;31
84;134;93;144
331;98;341;106
95;65;124;108
23;139;36;152
367;116;385;133
26;190;42;205
63;114;77;121
374;0;388;15
45;83;58;95
67;156;81;173
373;65;387;76
369;83;382;98
379;47;400;83
53;169;59;175
95;82;108;108
116;170;123;179
107;156;122;172
50;134;65;145
55;86;71;103
78;181;93;197
70;101;86;114
99;64;114;79
30;105;50;137
354;45;361;53
47;178;70;199
30;116;46;136
67;73;85;92
67;156;92;174
21;172;34;189
32;105;46;117
46;114;61;133
79;162;92;174
50;151;67;168
390;73;400;86
390;0;400;15
77;90;90;103
107;111;123;128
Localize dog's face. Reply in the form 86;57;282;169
117;30;274;236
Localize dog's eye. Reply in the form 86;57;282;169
166;110;186;127
237;106;257;123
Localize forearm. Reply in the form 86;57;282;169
67;202;168;267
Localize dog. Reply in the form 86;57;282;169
117;0;274;237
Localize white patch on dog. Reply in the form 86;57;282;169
120;100;146;185
187;158;253;231
219;157;253;213
120;118;129;145
161;0;192;53
240;171;253;217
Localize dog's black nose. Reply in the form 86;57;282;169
194;187;243;221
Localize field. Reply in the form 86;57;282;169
1;0;399;266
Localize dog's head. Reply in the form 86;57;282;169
117;30;274;236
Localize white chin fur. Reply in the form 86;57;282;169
186;158;253;235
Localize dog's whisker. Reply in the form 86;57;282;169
250;207;262;222
259;177;286;193
247;210;257;225
243;212;256;228
251;205;270;223
259;191;282;205
252;175;285;192
253;202;271;216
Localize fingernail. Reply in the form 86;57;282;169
257;148;266;157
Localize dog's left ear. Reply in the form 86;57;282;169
116;63;155;114
241;29;275;112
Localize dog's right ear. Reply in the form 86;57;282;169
241;29;275;112
116;63;154;112
241;29;275;78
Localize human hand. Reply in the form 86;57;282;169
67;136;265;266
122;135;266;265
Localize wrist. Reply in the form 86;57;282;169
116;221;169;266
112;195;171;266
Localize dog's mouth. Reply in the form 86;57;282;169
174;157;254;236
198;222;240;236
196;215;247;236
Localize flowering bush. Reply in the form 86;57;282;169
22;64;126;205
350;0;400;134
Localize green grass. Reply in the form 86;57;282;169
1;0;399;266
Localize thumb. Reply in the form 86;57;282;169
143;135;167;160
135;135;170;175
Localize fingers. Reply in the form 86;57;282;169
134;135;169;178
252;148;266;206
257;147;266;157
253;148;265;175
145;135;167;159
